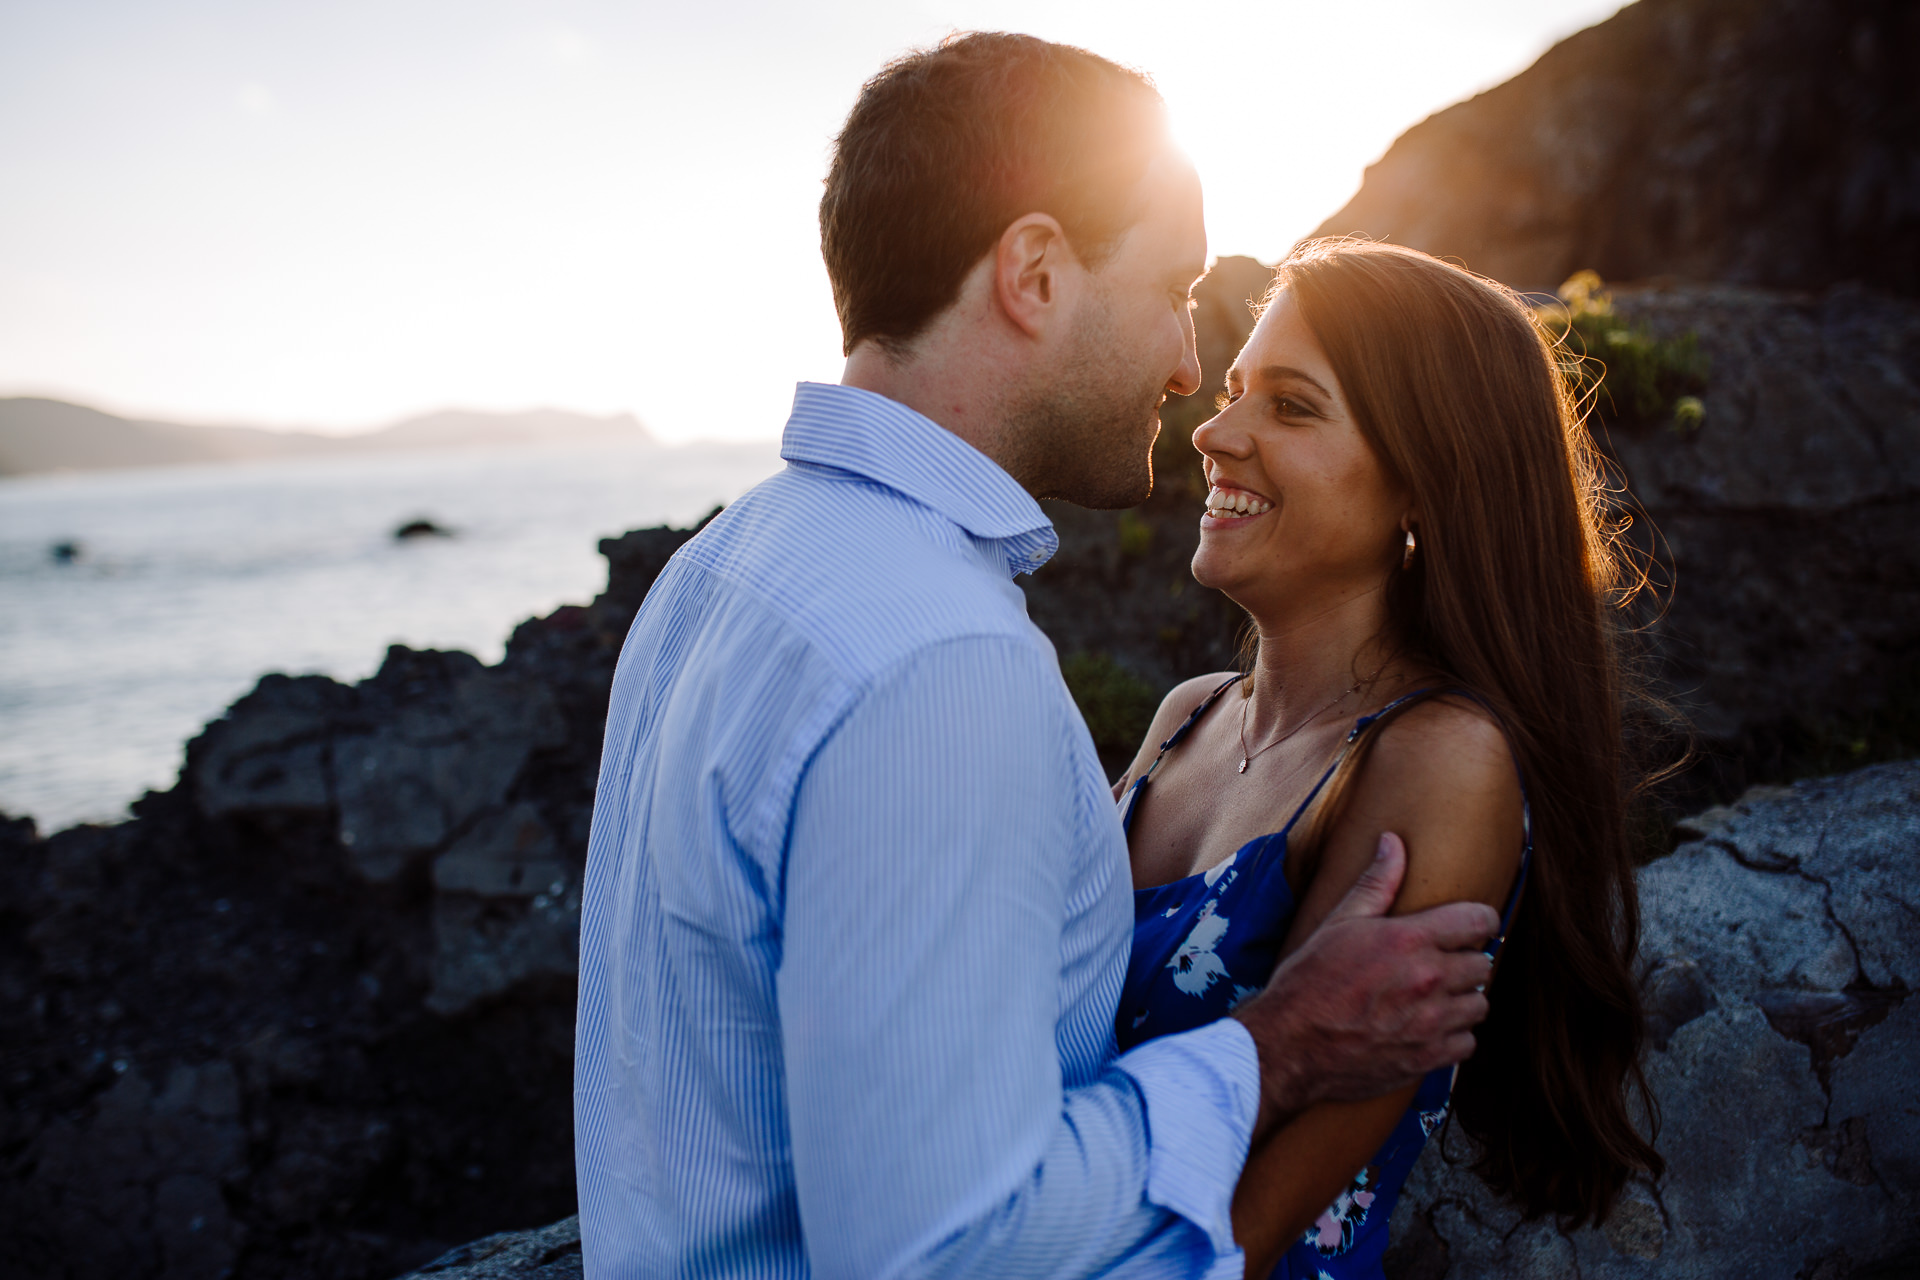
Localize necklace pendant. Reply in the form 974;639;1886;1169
1237;757;1250;774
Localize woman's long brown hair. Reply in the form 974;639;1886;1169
1271;239;1665;1225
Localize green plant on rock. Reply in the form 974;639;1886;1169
1540;271;1710;432
1061;650;1160;771
1670;395;1705;435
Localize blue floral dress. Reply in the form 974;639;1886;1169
1116;679;1531;1279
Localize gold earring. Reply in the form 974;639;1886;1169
1402;528;1417;570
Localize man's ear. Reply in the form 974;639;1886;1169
992;213;1078;340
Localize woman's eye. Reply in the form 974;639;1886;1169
1214;390;1239;411
1272;395;1314;418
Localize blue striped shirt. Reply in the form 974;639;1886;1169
574;382;1261;1279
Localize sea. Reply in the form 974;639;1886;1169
0;439;783;832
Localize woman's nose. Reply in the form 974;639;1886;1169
1191;409;1248;460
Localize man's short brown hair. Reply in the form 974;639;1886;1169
820;32;1168;357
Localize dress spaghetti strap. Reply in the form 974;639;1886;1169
1118;674;1242;834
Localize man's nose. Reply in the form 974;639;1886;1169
1167;313;1202;399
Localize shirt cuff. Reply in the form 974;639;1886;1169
1111;1016;1263;1259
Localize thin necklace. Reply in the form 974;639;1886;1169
1236;662;1388;775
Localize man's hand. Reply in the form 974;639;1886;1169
1231;832;1497;1140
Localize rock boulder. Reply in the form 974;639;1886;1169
1310;0;1920;298
1384;761;1920;1279
398;1217;581;1280
1603;283;1920;798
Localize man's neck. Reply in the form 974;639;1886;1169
842;338;1030;492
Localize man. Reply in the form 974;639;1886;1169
575;33;1497;1278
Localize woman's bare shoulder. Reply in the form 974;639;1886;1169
1363;693;1515;794
1299;693;1524;925
1114;671;1241;790
1357;695;1522;898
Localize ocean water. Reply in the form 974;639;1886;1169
0;439;782;831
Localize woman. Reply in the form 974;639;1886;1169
1113;240;1664;1278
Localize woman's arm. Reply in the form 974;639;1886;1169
1231;698;1525;1277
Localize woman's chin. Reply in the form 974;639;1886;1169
1188;548;1238;594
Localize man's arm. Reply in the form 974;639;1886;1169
779;637;1259;1279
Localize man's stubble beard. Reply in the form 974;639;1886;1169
1008;296;1167;510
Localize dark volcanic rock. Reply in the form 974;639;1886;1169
1312;0;1920;298
1602;283;1920;796
1384;761;1920;1279
0;529;695;1280
397;1217;580;1280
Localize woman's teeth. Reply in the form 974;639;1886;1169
1206;488;1272;519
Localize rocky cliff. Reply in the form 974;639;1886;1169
0;530;690;1279
1310;0;1920;298
1601;282;1920;795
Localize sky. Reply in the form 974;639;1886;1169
0;0;1624;444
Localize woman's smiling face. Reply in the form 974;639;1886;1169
1190;287;1410;618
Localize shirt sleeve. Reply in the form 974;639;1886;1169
778;636;1261;1279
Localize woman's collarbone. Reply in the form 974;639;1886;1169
1140;746;1330;882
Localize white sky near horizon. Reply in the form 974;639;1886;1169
0;0;1624;444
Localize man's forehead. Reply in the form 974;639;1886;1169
1144;151;1204;224
1127;151;1206;270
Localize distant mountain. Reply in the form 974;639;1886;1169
1310;0;1920;296
360;408;650;452
0;398;654;477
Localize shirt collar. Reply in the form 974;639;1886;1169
779;382;1058;576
